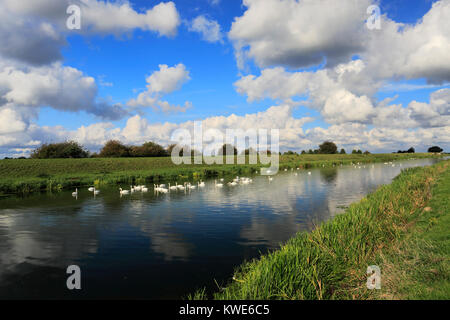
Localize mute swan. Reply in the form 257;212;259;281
120;188;130;195
169;183;178;191
141;187;148;192
215;180;223;187
93;187;100;195
88;187;94;192
72;188;78;196
198;181;205;188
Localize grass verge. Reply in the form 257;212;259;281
188;160;449;300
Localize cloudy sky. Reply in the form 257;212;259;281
0;0;449;157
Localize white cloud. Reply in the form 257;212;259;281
229;0;370;69
0;62;128;120
127;64;192;113
0;0;181;66
189;15;223;43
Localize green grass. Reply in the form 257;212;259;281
0;153;441;195
188;160;449;300
369;162;450;299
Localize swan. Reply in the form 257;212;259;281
141;187;148;192
188;183;196;190
169;183;178;191
308;172;312;175
268;176;273;182
215;180;223;187
228;181;238;186
72;188;78;196
88;187;94;192
134;185;142;192
177;183;185;190
120;188;130;195
198;181;205;188
93;187;100;195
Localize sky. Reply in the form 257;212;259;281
0;0;449;158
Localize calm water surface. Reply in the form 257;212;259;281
0;158;441;299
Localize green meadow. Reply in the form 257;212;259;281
0;153;442;195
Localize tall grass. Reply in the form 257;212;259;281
0;153;441;195
189;160;448;300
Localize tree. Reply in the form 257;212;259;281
301;150;306;155
30;141;88;159
364;150;371;155
99;140;130;157
407;147;415;153
130;141;167;157
428;146;443;153
308;149;314;154
318;141;337;154
340;148;346;154
218;144;238;156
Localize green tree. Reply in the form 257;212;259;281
428;146;443;153
30;141;88;159
130;141;167;157
318;141;338;154
99;140;130;157
340;148;346;154
218;144;238;156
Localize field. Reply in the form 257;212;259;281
188;159;450;300
0;153;443;195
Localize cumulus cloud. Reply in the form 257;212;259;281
1;103;449;158
0;63;128;120
0;0;181;66
189;15;223;43
127;64;192;113
229;0;370;69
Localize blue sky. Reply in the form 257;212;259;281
0;0;449;157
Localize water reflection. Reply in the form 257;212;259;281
0;158;442;299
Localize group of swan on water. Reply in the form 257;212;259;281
73;162;401;198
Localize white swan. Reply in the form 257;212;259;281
308;172;312;175
88;187;94;192
141;186;148;192
215;180;223;187
169;183;178;191
72;188;78;196
93;187;100;195
198;181;205;188
120;188;130;195
268;176;273;182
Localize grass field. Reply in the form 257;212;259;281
188;159;449;300
0;153;442;195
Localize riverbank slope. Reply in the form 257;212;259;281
190;160;449;300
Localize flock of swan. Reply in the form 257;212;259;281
71;162;401;198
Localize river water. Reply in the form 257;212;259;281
0;157;442;299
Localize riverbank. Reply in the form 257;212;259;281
0;153;442;195
189;160;449;300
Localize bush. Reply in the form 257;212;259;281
130;141;167;157
428;146;443;153
30;141;89;159
99;140;130;158
319;141;337;154
218;144;238;156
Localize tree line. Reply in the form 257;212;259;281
9;140;444;159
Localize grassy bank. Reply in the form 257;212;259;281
0;153;442;195
189;160;449;300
